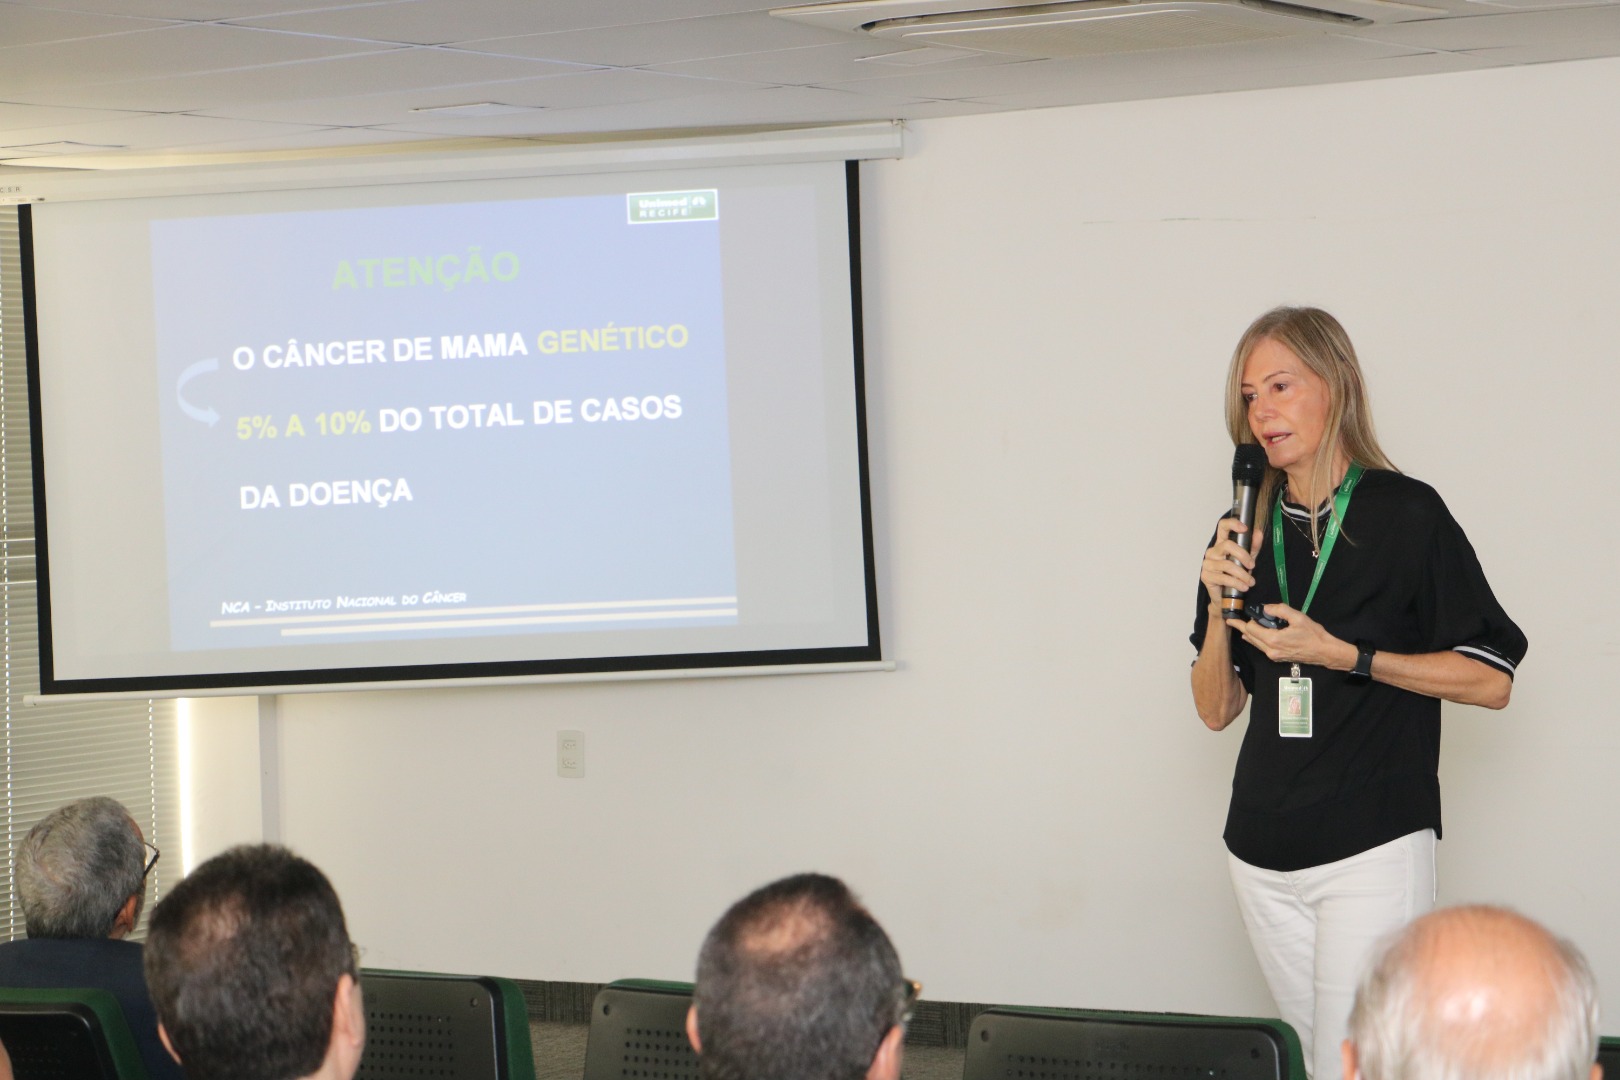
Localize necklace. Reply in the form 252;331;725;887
1283;466;1350;559
1284;506;1323;558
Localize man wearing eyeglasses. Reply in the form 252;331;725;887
687;873;915;1080
0;795;181;1080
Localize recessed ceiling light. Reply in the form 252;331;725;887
409;103;543;118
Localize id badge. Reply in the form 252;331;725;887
1279;677;1313;738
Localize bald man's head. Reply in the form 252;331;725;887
690;874;907;1080
1346;906;1599;1080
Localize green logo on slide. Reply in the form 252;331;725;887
627;190;719;224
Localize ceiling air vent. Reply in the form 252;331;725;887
773;0;1438;56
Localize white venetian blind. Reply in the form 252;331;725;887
0;206;180;941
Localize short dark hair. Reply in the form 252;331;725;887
17;796;146;939
694;873;905;1080
144;845;357;1080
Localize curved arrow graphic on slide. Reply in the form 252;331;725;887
177;358;220;426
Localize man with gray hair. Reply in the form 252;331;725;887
0;796;181;1080
1342;905;1600;1080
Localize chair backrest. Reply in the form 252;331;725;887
583;980;699;1080
966;1005;1306;1080
1596;1036;1620;1078
0;986;149;1080
355;969;536;1080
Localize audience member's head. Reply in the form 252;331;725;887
688;872;910;1080
144;844;363;1080
17;796;151;940
1345;905;1600;1080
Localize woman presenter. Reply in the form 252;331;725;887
1190;307;1526;1080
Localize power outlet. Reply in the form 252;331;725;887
557;730;585;779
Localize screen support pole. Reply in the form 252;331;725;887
258;694;281;844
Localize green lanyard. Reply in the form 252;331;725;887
1271;463;1363;615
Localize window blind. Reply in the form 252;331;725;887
0;206;180;940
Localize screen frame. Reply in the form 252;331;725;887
22;159;881;696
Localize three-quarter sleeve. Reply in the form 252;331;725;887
1415;499;1528;678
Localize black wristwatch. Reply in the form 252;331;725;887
1347;640;1376;685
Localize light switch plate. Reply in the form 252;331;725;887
557;730;585;779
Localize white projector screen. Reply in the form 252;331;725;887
22;159;878;694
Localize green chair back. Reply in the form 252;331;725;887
583;979;699;1080
966;1004;1306;1080
355;969;535;1080
0;986;149;1080
1595;1035;1619;1078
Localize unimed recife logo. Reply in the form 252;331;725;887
626;190;719;224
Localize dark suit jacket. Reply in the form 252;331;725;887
0;936;184;1080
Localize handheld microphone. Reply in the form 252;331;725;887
1221;443;1268;619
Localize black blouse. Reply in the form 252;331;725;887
1191;469;1527;872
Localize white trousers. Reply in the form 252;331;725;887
1227;829;1436;1080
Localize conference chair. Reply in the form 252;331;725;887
1597;1037;1620;1078
965;1005;1306;1080
355;969;536;1080
0;986;149;1080
582;979;699;1080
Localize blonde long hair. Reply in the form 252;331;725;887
1224;307;1397;549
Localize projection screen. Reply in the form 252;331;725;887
21;156;879;695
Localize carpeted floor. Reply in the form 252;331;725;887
899;1043;967;1080
527;1022;588;1080
527;1021;966;1080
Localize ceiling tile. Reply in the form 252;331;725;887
197;94;502;128
462;68;770;110
980;46;1490;109
147;126;451;155
0;145;70;161
816;56;1106;99
0;111;331;155
231;0;584;45
648;41;1024;85
38;46;588;114
885;98;1013;119
0;102;153;136
450;11;854;67
231;0;780;44
0;5;175;46
383;84;923;137
0;24;398;99
189;90;502;128
816;33;1424;99
378;112;622;139
192;67;755;127
1340;4;1620;48
1468;0;1620;9
1459;37;1620;60
3;0;1620;165
1061;32;1428;87
0;0;409;18
1176;47;1496;91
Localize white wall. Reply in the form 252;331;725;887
188;54;1620;1019
179;695;262;873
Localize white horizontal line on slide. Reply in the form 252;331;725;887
210;596;739;629
278;607;740;637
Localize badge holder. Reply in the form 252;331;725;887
1279;663;1312;737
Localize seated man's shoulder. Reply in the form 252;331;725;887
0;936;146;986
